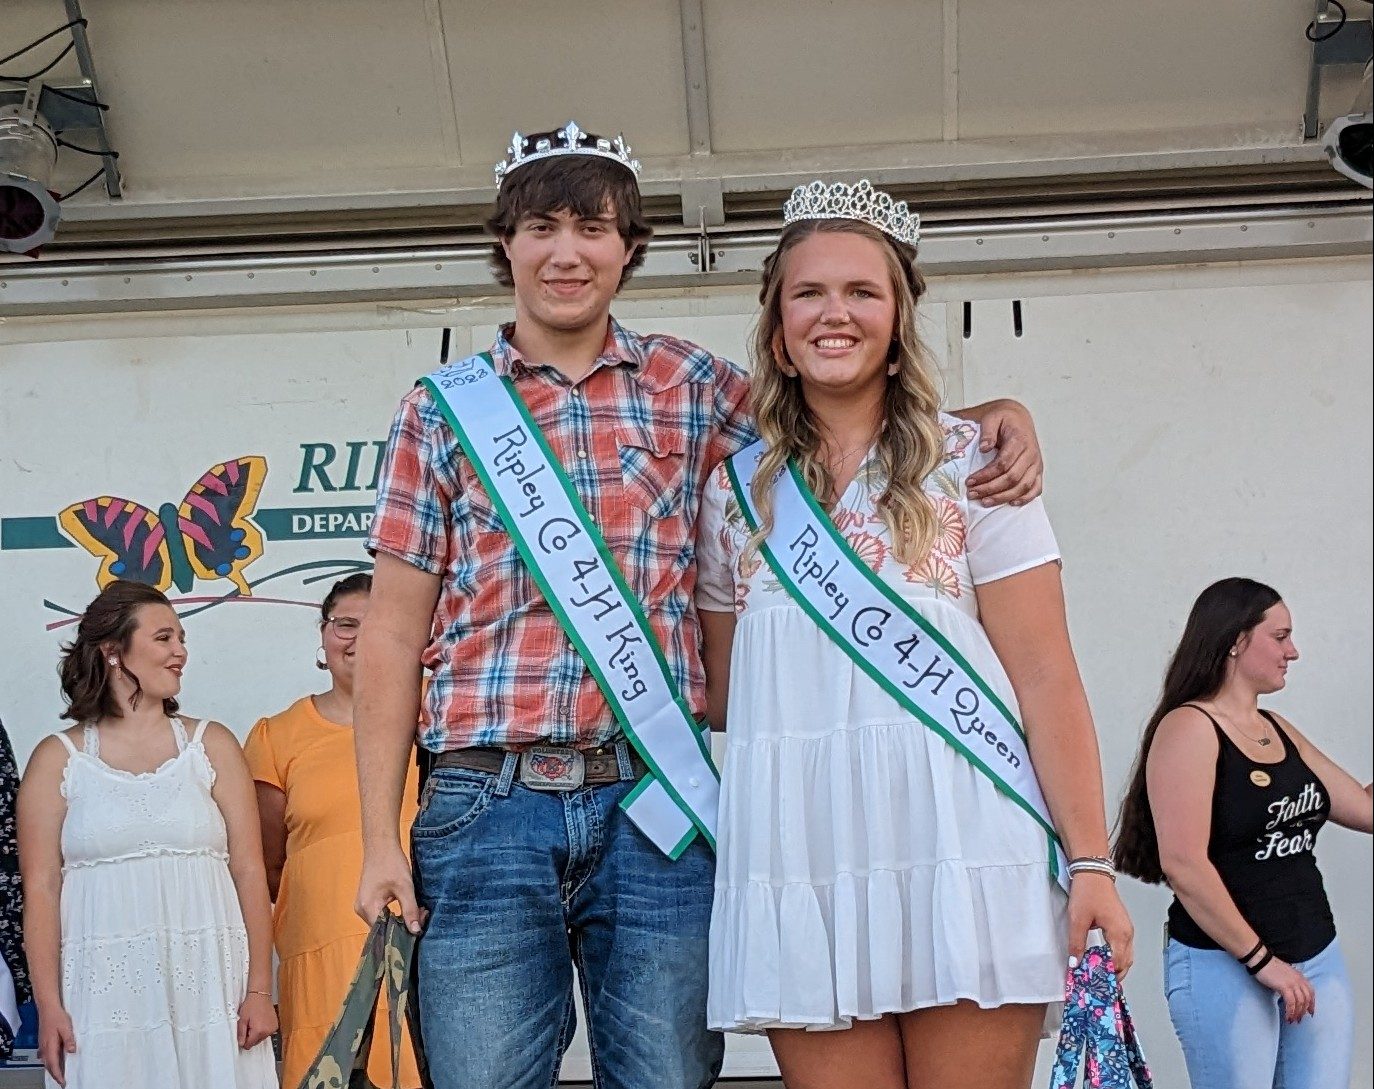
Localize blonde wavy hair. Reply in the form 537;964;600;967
747;217;945;566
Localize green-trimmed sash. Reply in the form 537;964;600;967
421;352;718;858
726;441;1068;890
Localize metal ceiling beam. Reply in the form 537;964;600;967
45;125;1340;224
677;0;723;232
678;0;713;159
61;0;121;198
2;202;1366;318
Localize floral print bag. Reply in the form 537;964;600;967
299;913;428;1089
1049;944;1153;1089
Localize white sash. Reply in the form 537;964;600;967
422;352;718;859
727;441;1068;890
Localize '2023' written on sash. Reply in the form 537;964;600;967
486;422;651;703
787;523;1024;772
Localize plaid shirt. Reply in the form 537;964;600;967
368;319;754;752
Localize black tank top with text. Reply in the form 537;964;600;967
1167;707;1335;962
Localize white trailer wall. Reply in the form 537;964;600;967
0;258;1369;1085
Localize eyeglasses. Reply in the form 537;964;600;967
323;617;362;637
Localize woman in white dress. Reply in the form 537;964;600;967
18;580;278;1088
697;182;1133;1089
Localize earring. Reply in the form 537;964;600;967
107;656;119;666
316;650;328;671
1228;649;1237;658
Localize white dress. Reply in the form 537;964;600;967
697;416;1069;1033
52;718;277;1089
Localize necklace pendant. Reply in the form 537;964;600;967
1257;736;1271;746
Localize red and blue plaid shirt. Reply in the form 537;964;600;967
367;319;754;752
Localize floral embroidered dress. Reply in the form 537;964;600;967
697;415;1069;1033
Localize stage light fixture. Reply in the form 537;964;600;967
1323;112;1373;189
0;102;62;255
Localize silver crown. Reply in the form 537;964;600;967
782;179;920;249
494;120;642;189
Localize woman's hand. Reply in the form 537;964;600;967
38;1002;76;1086
1067;873;1135;977
237;991;278;1049
1255;957;1316;1023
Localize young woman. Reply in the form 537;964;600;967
17;580;277;1088
246;573;420;1089
1115;577;1372;1089
696;181;1132;1089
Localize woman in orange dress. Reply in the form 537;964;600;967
246;573;421;1089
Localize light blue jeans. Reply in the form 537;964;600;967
1164;937;1354;1089
409;756;723;1089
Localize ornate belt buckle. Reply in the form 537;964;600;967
519;746;586;791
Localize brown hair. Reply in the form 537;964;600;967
484;156;652;290
1113;577;1283;884
59;580;180;722
746;218;945;566
320;571;373;626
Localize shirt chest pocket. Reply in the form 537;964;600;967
616;423;687;520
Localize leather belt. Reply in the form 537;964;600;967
433;741;646;790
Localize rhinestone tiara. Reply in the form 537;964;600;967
782;179;920;249
494;120;642;189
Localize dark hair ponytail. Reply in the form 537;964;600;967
1113;577;1283;883
59;580;180;723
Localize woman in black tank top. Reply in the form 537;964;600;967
1113;578;1372;1089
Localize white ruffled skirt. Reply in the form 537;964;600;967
56;852;277;1088
707;609;1068;1034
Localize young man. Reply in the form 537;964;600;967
355;122;1044;1089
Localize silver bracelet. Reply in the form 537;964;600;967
1067;856;1117;882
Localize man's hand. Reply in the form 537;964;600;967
356;842;424;935
961;398;1044;507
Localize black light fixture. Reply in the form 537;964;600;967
0;5;120;255
0;92;62;254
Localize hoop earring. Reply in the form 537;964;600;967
316;650;328;671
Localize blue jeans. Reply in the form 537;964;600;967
410;755;723;1089
1164;937;1354;1089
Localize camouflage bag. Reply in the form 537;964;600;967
298;913;427;1089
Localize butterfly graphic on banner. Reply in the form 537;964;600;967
58;456;268;596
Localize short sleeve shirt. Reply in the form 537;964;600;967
696;414;1061;619
367;319;754;751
